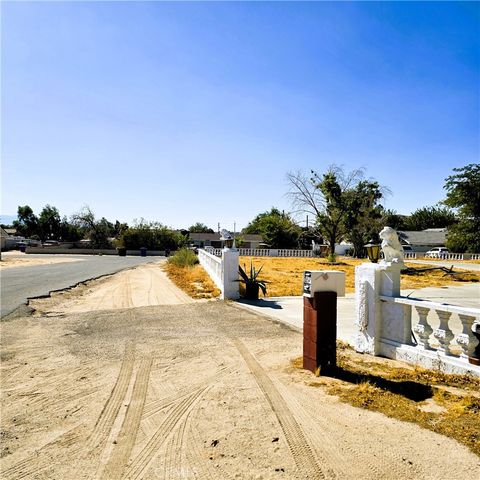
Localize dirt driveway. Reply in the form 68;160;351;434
1;266;479;479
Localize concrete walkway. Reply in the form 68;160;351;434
237;283;480;345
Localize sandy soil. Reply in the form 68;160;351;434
1;267;479;479
31;262;195;315
0;252;84;269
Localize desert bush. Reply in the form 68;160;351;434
120;221;187;251
167;248;199;267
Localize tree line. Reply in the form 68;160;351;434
244;163;478;256
3;164;478;254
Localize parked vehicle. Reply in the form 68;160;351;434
425;247;449;258
43;240;61;247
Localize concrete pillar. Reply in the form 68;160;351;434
355;262;410;355
221;247;240;300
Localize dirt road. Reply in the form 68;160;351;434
32;262;195;315
1;265;479;479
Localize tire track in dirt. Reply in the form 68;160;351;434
26;386;100;422
123;386;208;480
2;425;85;480
100;356;153;480
141;366;229;420
94;282;121;311
86;342;135;453
25;365;97;406
146;268;159;306
233;339;326;480
1;364;33;386
280;380;420;480
163;406;191;480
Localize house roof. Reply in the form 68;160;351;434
399;229;447;246
4;228;17;235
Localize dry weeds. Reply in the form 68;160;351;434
293;344;480;456
164;263;221;299
240;256;479;296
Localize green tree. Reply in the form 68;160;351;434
380;209;408;231
59;216;82;242
403;205;457;231
120;220;187;250
287;167;385;259
343;181;384;257
243;208;301;249
114;220;129;238
13;205;39;237
443;164;480;253
38;205;62;241
188;222;214;233
71;206;112;249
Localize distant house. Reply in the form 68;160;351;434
0;228;26;250
0;227;8;251
398;228;447;253
189;232;263;249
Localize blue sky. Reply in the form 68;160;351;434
2;1;479;230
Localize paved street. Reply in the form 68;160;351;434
0;254;162;318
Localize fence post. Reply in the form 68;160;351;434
354;262;407;355
222;247;240;300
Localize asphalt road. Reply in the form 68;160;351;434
0;255;162;318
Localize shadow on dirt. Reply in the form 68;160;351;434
325;367;434;401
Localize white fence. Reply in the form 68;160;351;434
355;262;480;376
403;252;480;261
381;296;479;365
204;247;480;261
204;247;314;258
198;248;223;288
198;248;239;300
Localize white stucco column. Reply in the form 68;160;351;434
221;247;240;300
355;262;410;355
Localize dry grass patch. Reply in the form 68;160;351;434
164;263;221;299
293;344;480;456
240;256;479;297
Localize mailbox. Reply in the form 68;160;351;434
303;270;345;374
303;270;345;298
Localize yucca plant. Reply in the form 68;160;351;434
238;261;267;300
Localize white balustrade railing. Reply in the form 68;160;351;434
205;247;479;262
198;249;223;289
203;247;315;258
380;295;480;362
204;247;222;257
238;248;314;257
437;253;464;260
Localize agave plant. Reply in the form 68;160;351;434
238;261;267;299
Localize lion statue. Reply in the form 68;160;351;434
379;227;404;265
